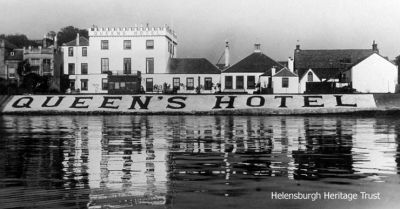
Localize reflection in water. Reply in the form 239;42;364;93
0;115;400;208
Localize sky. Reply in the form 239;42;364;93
1;0;400;64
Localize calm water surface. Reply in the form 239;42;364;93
1;115;400;209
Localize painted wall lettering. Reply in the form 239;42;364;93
246;96;265;107
166;96;187;109
129;96;152;110
274;96;293;108
335;95;357;107
213;96;236;109
303;96;324;107
12;97;33;108
69;97;93;108
99;96;122;109
42;96;65;107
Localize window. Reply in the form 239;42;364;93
69;79;75;90
101;58;109;73
30;58;40;65
82;47;87;56
102;78;108;90
81;79;88;91
68;47;73;56
68;63;75;75
146;40;154;49
225;76;233;89
81;63;88;75
247;76;255;89
123;40;131;49
120;82;126;89
173;77;180;90
43;59;51;73
146;78;153;92
204;77;212;90
186;77;194;90
123;58;131;74
307;72;313;82
146;58;154;74
8;68;16;78
236;76;244;89
108;82;115;90
282;77;289;88
101;40;109;50
114;82;120;89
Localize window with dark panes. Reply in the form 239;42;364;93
69;79;75;90
247;76;255;89
173;77;180;90
101;40;109;50
68;47;73;56
123;58;131;74
82;47;87;56
146;78;153;92
204;77;212;90
146;58;154;74
307;72;313;82
68;63;75;75
123;40;131;49
236;76;244;89
186;77;194;90
101;58;109;73
282;77;289;88
81;79;88;91
81;63;88;75
225;76;233;89
102;78;108;90
146;40;154;49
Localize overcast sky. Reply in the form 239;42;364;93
1;0;400;63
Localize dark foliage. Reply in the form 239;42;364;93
57;26;88;46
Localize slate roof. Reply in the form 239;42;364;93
297;68;341;80
272;68;298;77
167;58;221;74
63;37;89;46
5;49;23;61
294;49;374;70
223;52;284;74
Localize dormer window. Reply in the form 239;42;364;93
10;52;14;56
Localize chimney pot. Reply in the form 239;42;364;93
372;40;379;53
225;40;230;67
76;33;80;46
254;43;261;53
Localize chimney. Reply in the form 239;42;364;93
76;33;80;46
225;40;230;67
271;66;276;76
288;57;294;72
295;44;301;52
43;35;47;48
372;40;379;53
254;43;261;53
54;33;58;49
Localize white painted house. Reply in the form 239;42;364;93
343;53;397;93
221;44;286;94
62;34;93;92
271;68;299;94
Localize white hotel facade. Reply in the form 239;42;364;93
62;25;178;93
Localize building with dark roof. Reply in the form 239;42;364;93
295;41;382;93
1;39;18;80
4;49;23;84
221;44;298;93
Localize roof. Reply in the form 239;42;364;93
5;49;23;60
294;49;374;70
272;68;298;77
63;37;89;46
223;52;284;74
297;68;341;80
167;58;221;74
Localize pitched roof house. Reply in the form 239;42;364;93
221;44;286;93
295;41;379;93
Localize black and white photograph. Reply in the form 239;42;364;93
1;0;400;208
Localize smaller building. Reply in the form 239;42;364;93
108;71;142;94
4;49;23;85
271;68;299;94
342;53;397;93
0;39;17;81
221;44;286;94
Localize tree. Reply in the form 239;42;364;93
57;26;88;46
0;34;38;48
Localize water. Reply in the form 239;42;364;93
1;115;400;209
